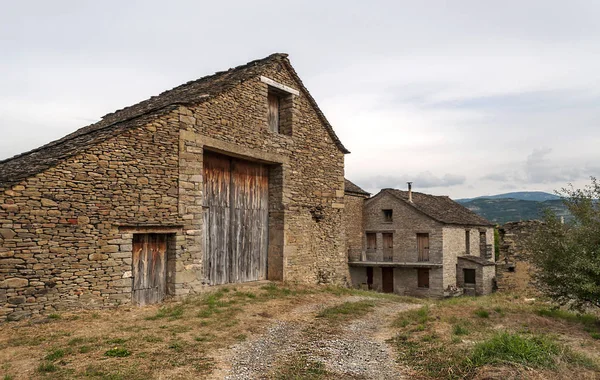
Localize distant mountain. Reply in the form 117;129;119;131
457;191;561;203
455;197;570;225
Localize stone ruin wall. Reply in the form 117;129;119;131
496;220;543;294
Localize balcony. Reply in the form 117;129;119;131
349;250;442;268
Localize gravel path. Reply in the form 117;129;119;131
213;296;418;379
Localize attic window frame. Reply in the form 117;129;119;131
261;76;297;136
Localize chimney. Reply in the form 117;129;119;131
407;182;413;202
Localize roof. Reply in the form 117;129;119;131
376;188;494;226
458;255;496;266
344;179;370;196
0;53;349;189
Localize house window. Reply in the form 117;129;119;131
417;233;429;262
464;268;476;285
417;269;429;288
366;233;377;251
267;86;293;135
383;209;393;222
465;230;470;255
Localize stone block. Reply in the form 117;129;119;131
0;278;29;288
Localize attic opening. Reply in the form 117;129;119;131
267;86;293;135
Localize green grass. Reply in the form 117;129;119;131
47;313;61;320
393;305;429;327
37;362;58;373
469;332;561;368
44;348;66;361
316;300;375;322
104;347;131;357
144;305;184;321
474;309;490;318
452;324;469;336
536;307;598;326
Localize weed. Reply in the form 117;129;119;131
45;348;65;361
452;324;469;336
474;309;490;318
194;334;214;342
3;376;14;380
91;312;100;319
590;332;600;340
47;313;61;320
536;308;598;326
67;337;85;346
37;362;57;373
393;305;429;327
168;341;184;352
78;345;92;353
235;334;247;342
104;347;131;357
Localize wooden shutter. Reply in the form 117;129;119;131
417;233;429;262
267;92;280;133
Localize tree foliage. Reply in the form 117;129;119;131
529;177;600;310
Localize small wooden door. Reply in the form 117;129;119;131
417;233;429;262
382;233;393;262
132;234;167;306
366;267;374;289
382;267;394;293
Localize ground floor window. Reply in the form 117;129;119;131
464;268;476;285
417;268;429;288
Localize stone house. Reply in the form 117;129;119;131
0;53;351;321
347;185;496;297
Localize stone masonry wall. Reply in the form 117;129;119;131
442;226;494;290
0;59;349;321
496;221;542;294
0;115;181;321
178;62;348;286
344;194;366;262
456;258;495;296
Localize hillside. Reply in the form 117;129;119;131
457;191;560;203
456;198;570;224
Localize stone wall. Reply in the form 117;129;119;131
456;258;495;296
344;193;367;262
496;221;542;294
442;226;494;289
0;59;349;320
0;115;182;321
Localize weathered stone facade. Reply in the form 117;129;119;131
496;221;542;294
0;54;350;321
343;180;369;263
347;188;495;297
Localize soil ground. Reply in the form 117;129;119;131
0;284;599;380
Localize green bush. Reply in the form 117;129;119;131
469;332;560;368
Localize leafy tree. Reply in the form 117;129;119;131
529;177;600;310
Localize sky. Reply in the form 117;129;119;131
1;0;599;198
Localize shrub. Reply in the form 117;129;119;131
104;347;131;357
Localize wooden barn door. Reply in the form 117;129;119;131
203;152;268;285
132;234;167;306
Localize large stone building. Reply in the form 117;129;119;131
0;53;351;321
346;185;496;297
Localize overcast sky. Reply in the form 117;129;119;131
1;1;599;198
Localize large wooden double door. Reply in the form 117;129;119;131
202;152;269;285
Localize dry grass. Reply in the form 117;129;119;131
0;283;324;380
390;293;600;379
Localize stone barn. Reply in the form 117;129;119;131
347;185;496;297
0;53;350;320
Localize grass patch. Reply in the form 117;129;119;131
469;332;561;368
271;355;329;379
144;305;184;321
44;348;66;361
316;300;375;322
106;338;127;344
393;305;429;327
452;324;469;336
104;347;131;357
47;313;61;320
142;335;163;343
474;309;490;318
37;362;58;373
536;307;598;326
